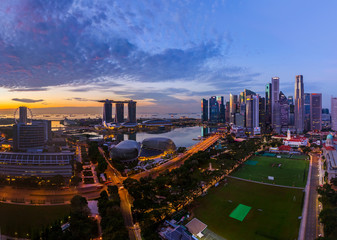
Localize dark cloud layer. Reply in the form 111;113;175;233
0;0;261;110
8;87;48;92
12;98;44;103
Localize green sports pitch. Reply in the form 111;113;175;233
231;155;309;187
191;178;304;240
229;204;251;221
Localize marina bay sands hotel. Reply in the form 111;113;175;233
98;99;137;124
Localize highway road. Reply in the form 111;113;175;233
304;154;320;240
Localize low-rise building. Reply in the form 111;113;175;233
283;129;308;147
323;134;337;181
0;152;73;178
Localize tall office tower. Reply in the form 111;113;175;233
230;94;238;123
253;95;259;128
244;89;256;102
240;102;246;115
322;108;331;129
259;97;266;130
102;100;113;123
279;91;289;127
304;93;311;131
245;95;253;129
128;101;137;123
265;83;272;127
235;102;246;127
225;101;230;123
295;75;305;133
289;104;295;126
201;99;208;123
115;103;124;123
209;96;219;122
310;93;322;131
239;92;245;104
245;95;259;129
271;77;281;133
288;95;295;126
217;96;225;123
19;106;28;124
332;97;337;131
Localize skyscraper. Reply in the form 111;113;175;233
332;97;337;131
201;99;208;123
128;101;137;123
310;93;322;131
230;94;238;124
245;95;259;129
289;104;295;126
322;108;331;129
102;100;113;123
245;95;253;129
279;91;289;127
209;96;219;122
259;97;266;130
304;93;311;131
217;96;225;123
253;95;259;128
265;83;272;129
115;103;124;123
295;75;305;133
271;77;281;133
225;101;230;123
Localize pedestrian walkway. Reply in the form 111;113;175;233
227;176;305;190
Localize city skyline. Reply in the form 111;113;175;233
0;1;337;113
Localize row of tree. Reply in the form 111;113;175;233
97;186;129;239
88;142;108;177
32;195;98;240
317;180;337;239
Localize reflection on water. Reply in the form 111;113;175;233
105;126;216;148
51;121;214;148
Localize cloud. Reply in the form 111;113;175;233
66;97;96;102
8;87;48;92
12;98;44;103
0;0;255;91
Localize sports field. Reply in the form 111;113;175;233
191;178;304;240
229;204;251;221
0;203;70;238
232;155;309;187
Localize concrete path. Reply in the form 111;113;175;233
227;176;305;190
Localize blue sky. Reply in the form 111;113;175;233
0;0;336;113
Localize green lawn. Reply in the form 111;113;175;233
0;203;70;238
191;178;304;240
232;156;309;187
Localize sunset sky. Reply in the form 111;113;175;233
0;0;337;114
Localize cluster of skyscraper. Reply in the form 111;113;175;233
99;99;137;124
202;75;324;134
